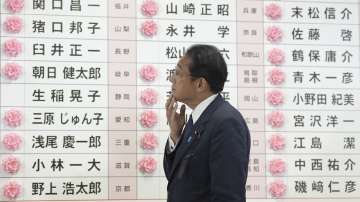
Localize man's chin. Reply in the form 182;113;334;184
172;94;181;102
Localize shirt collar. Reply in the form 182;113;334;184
191;94;218;124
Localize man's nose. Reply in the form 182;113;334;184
169;74;175;83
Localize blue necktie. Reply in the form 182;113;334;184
182;115;194;144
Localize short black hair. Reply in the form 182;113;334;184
185;44;228;93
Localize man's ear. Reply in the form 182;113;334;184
196;77;210;92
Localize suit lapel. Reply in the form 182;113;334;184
168;94;225;180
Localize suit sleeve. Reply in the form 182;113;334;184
163;125;187;181
163;139;177;180
209;117;250;202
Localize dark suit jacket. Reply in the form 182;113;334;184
164;94;250;202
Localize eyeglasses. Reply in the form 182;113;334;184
169;67;194;81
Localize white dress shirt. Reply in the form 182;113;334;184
168;94;218;151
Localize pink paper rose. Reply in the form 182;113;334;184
4;109;22;128
138;156;157;174
267;90;284;106
2;63;22;80
140;20;158;37
140;64;158;81
3;16;23;33
3;181;21;200
140;132;158;150
3;38;22;57
141;0;158;17
268;68;285;85
268;180;286;198
268;48;285;65
2;133;22;151
268;158;286;176
268;134;285;151
266;26;282;43
5;0;24;13
140;110;158;128
140;88;158;106
267;111;284;128
2;156;21;174
265;3;282;20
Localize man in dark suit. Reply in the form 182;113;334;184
164;44;251;202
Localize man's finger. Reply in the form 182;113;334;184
168;97;175;111
171;102;178;120
165;94;172;108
